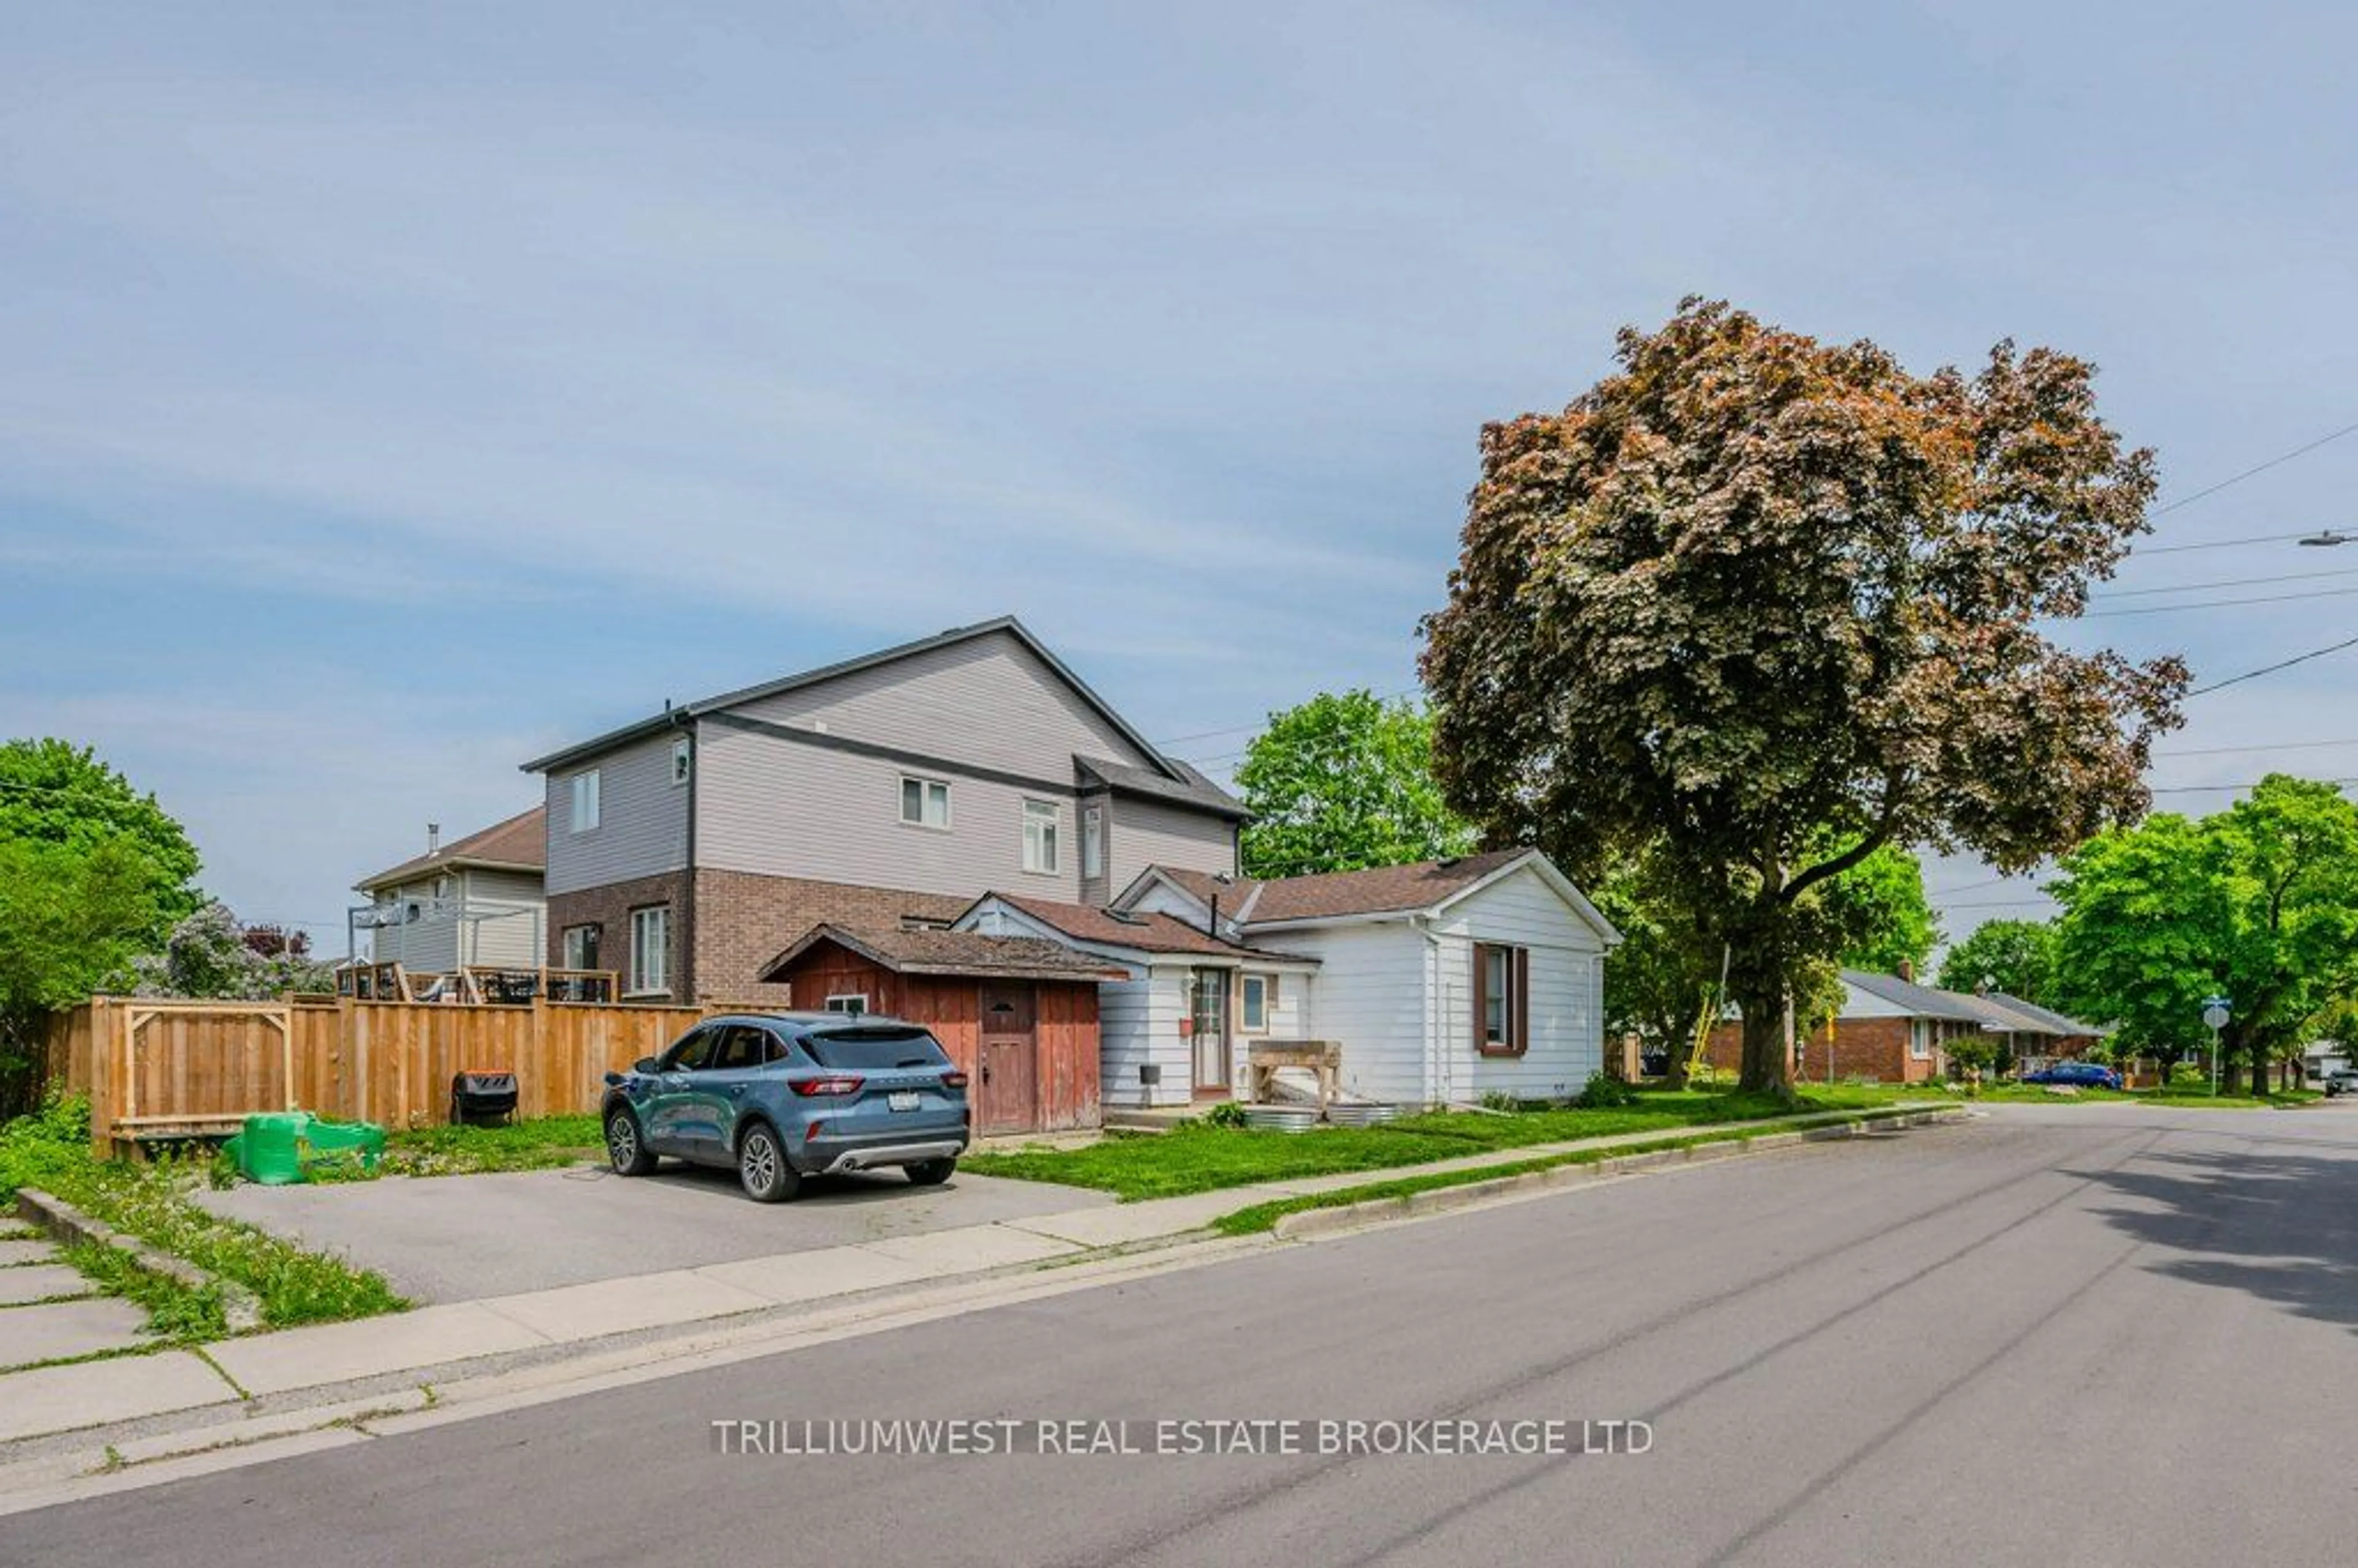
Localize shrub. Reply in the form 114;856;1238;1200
0;1091;93;1204
1203;1101;1248;1129
1575;1071;1641;1109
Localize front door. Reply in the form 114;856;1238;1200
978;984;1037;1135
1189;968;1230;1093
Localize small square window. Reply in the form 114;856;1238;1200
825;994;868;1015
900;775;951;829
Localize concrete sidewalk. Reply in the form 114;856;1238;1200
0;1101;1947;1453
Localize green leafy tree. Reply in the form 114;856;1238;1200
0;739;201;940
1422;298;2183;1093
2049;776;2358;1094
0;838;165;1111
1937;918;2059;1004
1236;691;1476;878
1827;845;1941;977
0;742;204;1112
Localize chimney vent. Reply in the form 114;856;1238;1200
1896;960;1914;984
427;822;442;855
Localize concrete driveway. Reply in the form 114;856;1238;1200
196;1162;1110;1303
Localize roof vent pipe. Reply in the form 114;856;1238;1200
427;822;441;855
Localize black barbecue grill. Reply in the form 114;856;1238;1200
449;1070;519;1126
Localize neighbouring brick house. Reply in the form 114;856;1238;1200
1704;966;2107;1084
521;617;1243;1006
1705;966;1991;1085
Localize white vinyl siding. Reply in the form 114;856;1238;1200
1103;796;1237;892
1251;922;1431;1104
698;726;1085;900
543;732;688;895
628;906;671;996
1436;866;1606;1103
1022;799;1060;874
364;867;545;972
727;626;1159;777
1096;965;1192;1109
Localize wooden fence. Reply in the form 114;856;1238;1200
45;996;707;1154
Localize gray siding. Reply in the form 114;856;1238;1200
730;627;1155;777
542;732;687;896
695;723;1083;899
1106;798;1236;893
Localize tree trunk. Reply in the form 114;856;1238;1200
2219;1030;2243;1097
1733;984;1792;1096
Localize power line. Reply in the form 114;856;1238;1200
2149;777;2358;794
2186;634;2358;697
2150;419;2358;516
2085;583;2358;617
2096;564;2358;599
2154;735;2358;758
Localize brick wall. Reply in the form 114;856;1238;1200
691;869;969;1003
1704;1016;1942;1084
543;870;691;1001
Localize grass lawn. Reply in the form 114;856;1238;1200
1964;1083;2323;1109
964;1084;1913;1201
325;1112;604;1179
0;1094;406;1335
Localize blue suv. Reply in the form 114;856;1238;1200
601;1012;971;1202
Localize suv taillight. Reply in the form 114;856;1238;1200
790;1075;865;1097
941;1071;970;1090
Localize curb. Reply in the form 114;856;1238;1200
1268;1108;1970;1241
16;1190;265;1333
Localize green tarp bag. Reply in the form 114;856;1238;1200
230;1111;385;1184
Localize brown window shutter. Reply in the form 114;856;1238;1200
1513;947;1530;1054
1472;943;1490;1046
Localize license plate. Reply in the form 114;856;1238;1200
888;1091;920;1112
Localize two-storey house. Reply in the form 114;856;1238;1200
521;618;1245;1004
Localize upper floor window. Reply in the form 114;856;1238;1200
1023;799;1060;874
1082;805;1104;880
901;775;951;829
671;737;691;786
570;770;601;833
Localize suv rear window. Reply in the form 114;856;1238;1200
800;1025;954;1071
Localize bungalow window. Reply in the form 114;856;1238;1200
570;770;601;833
1474;942;1530;1056
1241;974;1275;1033
1910;1019;1934;1060
1082;805;1104;880
901;775;951;829
562;924;601;971
1022;799;1060;874
628;906;669;996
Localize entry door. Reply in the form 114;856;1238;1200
1189;968;1230;1092
978;984;1037;1135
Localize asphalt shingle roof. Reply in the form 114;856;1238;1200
355;807;545;892
759;924;1128;984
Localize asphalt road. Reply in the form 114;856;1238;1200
17;1103;2358;1567
194;1162;1111;1300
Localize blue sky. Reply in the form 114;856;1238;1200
5;2;2357;957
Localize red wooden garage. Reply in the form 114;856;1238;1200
758;924;1123;1135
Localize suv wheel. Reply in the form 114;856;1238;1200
905;1158;956;1186
739;1124;801;1203
606;1108;656;1176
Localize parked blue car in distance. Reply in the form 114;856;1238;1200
601;1012;971;1201
2018;1062;2124;1091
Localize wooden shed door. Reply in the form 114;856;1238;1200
978;984;1037;1135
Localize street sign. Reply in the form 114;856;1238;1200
2202;1004;2230;1032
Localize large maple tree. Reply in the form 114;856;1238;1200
1420;298;2185;1092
